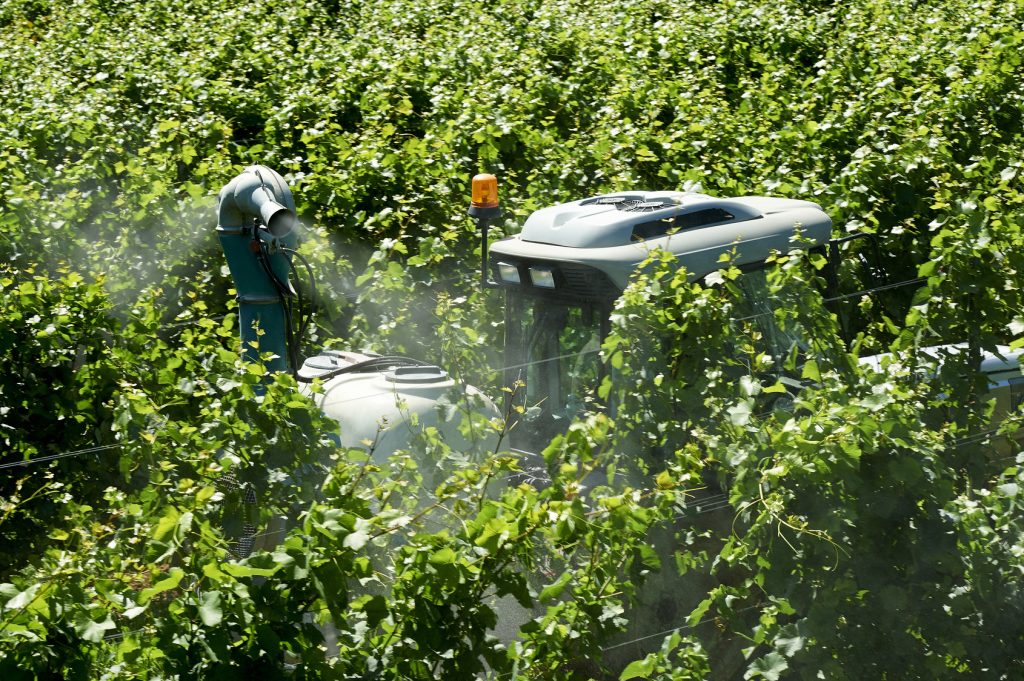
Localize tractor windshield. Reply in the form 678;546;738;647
499;267;812;452
502;293;611;450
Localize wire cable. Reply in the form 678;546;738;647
489;605;761;679
822;277;927;305
3;387;1017;473
599;605;759;653
732;276;927;323
0;444;121;470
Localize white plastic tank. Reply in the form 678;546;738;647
298;350;499;463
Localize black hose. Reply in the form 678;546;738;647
295;355;433;383
282;247;317;345
251;221;300;374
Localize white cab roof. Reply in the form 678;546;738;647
491;191;832;290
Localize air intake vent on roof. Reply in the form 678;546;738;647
580;194;645;206
619;199;676;213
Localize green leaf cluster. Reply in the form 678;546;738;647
2;0;1024;677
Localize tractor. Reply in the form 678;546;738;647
218;165;1022;471
215;165;1024;668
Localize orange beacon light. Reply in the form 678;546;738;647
469;173;501;287
470;173;500;212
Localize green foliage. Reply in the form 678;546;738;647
2;0;1024;677
603;250;1024;677
0;265;118;579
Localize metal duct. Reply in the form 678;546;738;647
216;165;298;372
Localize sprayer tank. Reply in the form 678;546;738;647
298;351;497;462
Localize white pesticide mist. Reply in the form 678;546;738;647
106;195;222;315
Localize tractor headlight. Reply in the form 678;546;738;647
496;262;521;284
529;266;556;289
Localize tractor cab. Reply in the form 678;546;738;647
482;184;833;450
